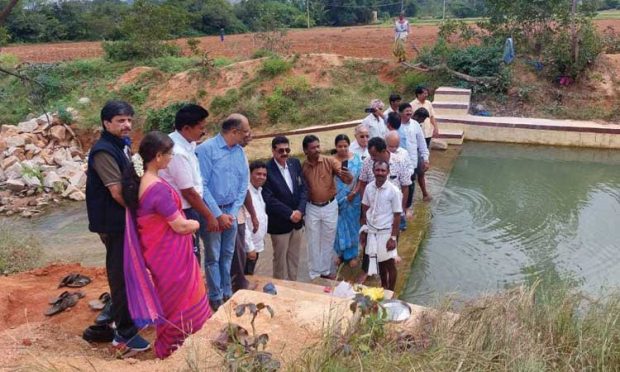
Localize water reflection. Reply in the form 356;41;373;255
401;143;620;305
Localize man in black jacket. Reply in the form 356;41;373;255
85;101;149;354
262;136;307;281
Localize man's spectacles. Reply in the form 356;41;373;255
276;148;291;154
359;135;369;138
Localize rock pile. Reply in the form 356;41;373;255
0;110;86;217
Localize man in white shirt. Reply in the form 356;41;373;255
361;99;387;139
244;161;268;275
360;160;402;290
160;104;218;262
349;123;370;161
383;93;402;121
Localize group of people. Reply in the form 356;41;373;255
84;86;438;358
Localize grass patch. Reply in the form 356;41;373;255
296;282;620;371
260;57;292;77
0;223;42;274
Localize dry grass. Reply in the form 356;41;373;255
294;281;620;371
0;222;42;274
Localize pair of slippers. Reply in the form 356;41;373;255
45;290;85;316
58;273;91;288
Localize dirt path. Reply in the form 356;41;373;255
3;21;620;64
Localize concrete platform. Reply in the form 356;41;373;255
437;114;620;148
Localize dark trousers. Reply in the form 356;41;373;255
231;223;249;293
245;252;259;275
183;207;201;264
99;232;137;338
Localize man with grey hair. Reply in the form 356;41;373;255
196;113;251;311
361;99;387;139
350;123;370;161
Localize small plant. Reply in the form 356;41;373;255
260;57;292;77
145;101;192;132
56;107;73;124
187;37;201;56
0;26;10;47
214;302;280;371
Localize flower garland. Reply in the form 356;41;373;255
132;153;144;177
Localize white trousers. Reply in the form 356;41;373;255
305;199;338;279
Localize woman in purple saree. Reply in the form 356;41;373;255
122;131;211;358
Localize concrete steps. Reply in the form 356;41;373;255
433;86;471;116
437;128;464;145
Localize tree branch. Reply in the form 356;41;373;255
401;61;497;84
0;0;19;25
0;66;44;87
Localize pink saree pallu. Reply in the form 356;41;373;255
124;181;212;358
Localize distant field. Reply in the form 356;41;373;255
2;18;620;64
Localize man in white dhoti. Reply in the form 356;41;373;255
359;160;402;290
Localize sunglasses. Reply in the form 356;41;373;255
276;148;291;154
359;135;369;138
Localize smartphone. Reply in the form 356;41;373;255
364;108;375;113
341;159;349;170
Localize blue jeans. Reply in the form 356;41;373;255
200;207;237;302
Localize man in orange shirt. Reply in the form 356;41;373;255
301;135;352;279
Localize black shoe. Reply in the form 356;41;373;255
95;301;113;325
82;324;115;343
209;299;223;312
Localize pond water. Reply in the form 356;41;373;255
400;142;620;305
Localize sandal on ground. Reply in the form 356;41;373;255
58;273;92;288
89;292;111;311
45;291;83;316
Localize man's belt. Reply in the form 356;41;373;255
309;197;335;207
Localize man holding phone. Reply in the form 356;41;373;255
361;99;388;139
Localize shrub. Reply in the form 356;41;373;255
281;76;310;99
0;53;20;68
210;89;240;115
0;224;42;274
260;57;292;77
400;72;429;95
252;48;278;59
546;20;603;78
264;88;295;123
146;56;196;73
56;106;74;124
0;26;10;47
103;40;181;62
145;101;191;132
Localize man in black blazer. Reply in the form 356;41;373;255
262;136;307;281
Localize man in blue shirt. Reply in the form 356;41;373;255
196;113;251;311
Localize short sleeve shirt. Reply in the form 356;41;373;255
362;180;403;230
92;152;122;186
159;131;203;210
411;99;435;138
359;152;412;189
302;155;340;203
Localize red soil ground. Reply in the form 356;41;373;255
3;21;620;64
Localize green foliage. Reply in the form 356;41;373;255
260;57;292;77
144;56;197;73
400;72;430;96
0;224;42;274
0;26;9;46
56;106;74;124
546;19;603;78
0;53;20;68
210;89;240;115
264;88;295;123
252;49;279;59
145;101;192;133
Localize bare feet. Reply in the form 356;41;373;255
422;194;433;202
395;255;402;264
349;258;359;268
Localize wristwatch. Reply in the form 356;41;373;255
390;236;397;241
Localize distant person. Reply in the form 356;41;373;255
85;100;148;355
349;123;370;161
333;134;363;268
302;135;352;279
244;161;268;275
196;114;251;311
262;136;307;281
393;12;409;62
159;104;219;264
220;27;225;42
122;131;210;359
362;99;387;139
383;93;402;120
360;160;402;291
